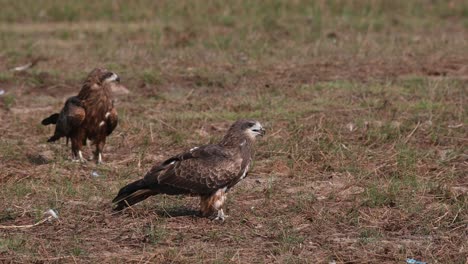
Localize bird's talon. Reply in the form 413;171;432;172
213;216;225;222
216;215;229;220
212;209;227;222
71;157;87;163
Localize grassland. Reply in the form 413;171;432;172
0;1;467;263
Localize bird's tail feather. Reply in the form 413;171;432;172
112;179;155;211
42;113;59;125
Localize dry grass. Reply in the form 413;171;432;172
0;1;467;263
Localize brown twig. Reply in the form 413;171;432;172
0;215;55;229
404;121;421;144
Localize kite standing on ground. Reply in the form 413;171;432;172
42;68;119;164
112;119;265;221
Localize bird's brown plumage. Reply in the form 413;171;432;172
41;68;120;163
112;119;265;220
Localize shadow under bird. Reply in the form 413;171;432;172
112;119;265;221
41;68;119;164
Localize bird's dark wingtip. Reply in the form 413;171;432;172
47;135;60;142
42;113;60;126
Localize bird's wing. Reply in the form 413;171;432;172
47;97;85;142
143;145;243;194
105;104;118;135
41;113;59;125
59;97;85;135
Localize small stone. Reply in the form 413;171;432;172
44;209;59;219
422;120;432;129
346;122;356;132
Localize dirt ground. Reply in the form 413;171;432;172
0;1;467;263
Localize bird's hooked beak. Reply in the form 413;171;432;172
251;123;266;138
257;127;266;137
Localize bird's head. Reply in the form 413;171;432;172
221;119;265;146
242;120;266;140
86;68;120;86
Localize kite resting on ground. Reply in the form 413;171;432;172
112;119;265;221
41;68;119;164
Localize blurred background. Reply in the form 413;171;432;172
1;0;466;81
